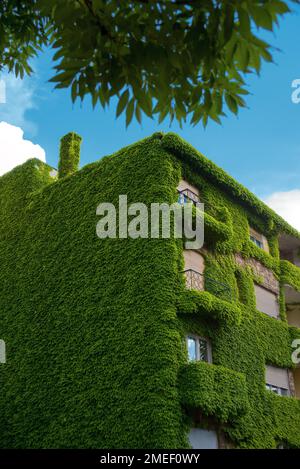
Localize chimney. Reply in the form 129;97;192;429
58;132;82;179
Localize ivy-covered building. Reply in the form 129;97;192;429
1;132;300;449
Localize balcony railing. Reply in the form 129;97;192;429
177;189;199;205
184;268;205;291
177;191;216;216
183;269;232;302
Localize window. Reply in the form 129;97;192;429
276;442;290;449
250;235;263;249
265;365;290;397
186;334;211;363
265;384;289;396
278;233;300;267
255;284;279;319
178;190;199;206
249;227;268;252
188;428;218;449
177;180;200;205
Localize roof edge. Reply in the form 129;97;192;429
0;158;55;181
160;132;300;240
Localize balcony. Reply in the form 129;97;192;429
178;361;249;422
179;269;240;324
183;269;232;303
177;179;200;206
177;181;232;246
281;260;300;293
178;189;214;214
183;268;205;291
178;188;199;206
280;260;300;328
293;367;300;399
279;233;300;268
286;292;300;328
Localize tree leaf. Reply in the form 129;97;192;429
71;80;78;103
116;89;129;118
135;103;142;124
238;8;251;38
0;0;292;128
126;98;135;127
225;93;238;115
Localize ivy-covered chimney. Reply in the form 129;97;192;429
58;132;82;179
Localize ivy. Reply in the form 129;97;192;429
58;132;82;179
0;132;300;449
280;260;300;292
179;361;249;423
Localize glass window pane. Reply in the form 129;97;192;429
178;189;198;206
187;337;197;361
188;428;218;449
266;383;279;394
250;235;263;249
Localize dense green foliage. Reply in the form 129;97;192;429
58;132;82;179
179;361;249;422
177;290;241;326
170;133;300;448
1;1;299;126
0;135;186;448
281;260;300;292
1;132;300;448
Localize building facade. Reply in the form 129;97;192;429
0;132;300;448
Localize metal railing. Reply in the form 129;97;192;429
177;191;215;215
182;269;232;302
183;268;205;291
177;189;199;205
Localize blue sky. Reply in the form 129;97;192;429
1;5;300;228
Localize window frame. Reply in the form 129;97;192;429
178;188;199;206
265;365;291;397
250;234;263;249
265;383;290;397
186;334;212;363
254;283;280;319
249;227;268;252
188;427;219;449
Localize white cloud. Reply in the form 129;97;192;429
0;72;37;134
264;190;300;231
0;122;46;176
